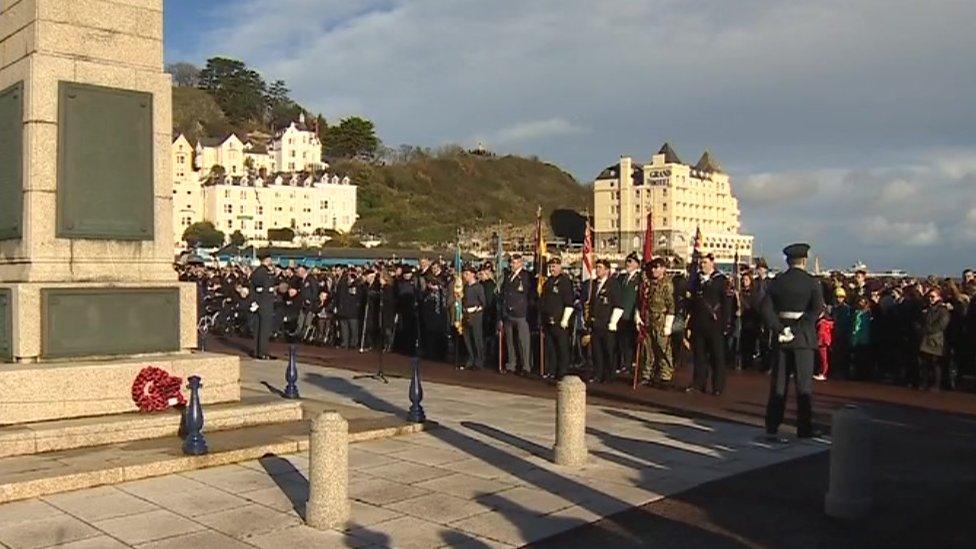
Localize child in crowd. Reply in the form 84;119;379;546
815;312;834;381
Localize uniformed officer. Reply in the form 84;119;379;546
501;254;534;374
588;259;623;383
688;253;731;395
460;264;487;370
636;258;676;388
616;253;641;375
540;256;575;379
761;243;825;441
250;251;276;360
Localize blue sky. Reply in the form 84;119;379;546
163;0;976;274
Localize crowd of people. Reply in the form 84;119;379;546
176;253;976;394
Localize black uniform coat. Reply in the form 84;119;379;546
588;277;621;331
691;271;731;332
540;273;574;325
335;275;364;320
760;267;825;349
501;269;532;320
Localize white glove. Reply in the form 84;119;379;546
778;326;794;343
634;310;643;327
250;302;259;313
664;314;675;336
560;307;573;329
609;308;623;332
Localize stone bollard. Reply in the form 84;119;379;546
825;404;873;519
553;375;587;467
306;412;350;529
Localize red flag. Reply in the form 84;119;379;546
642;212;654;263
582;218;594;281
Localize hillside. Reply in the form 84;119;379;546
332;154;588;245
171;85;589;244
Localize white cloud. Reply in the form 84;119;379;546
489;118;586;145
861;216;939;247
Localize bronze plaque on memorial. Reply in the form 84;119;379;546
0;82;23;241
57;82;154;240
41;288;180;358
0;289;10;361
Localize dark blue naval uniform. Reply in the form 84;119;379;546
250;265;276;358
761;266;825;437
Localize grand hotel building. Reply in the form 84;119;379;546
592;143;753;265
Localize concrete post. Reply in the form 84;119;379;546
825;404;873;519
553;375;587;467
306;412;350;529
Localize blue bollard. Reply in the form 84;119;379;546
182;376;208;455
407;355;426;423
284;344;300;399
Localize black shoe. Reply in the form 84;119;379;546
764;433;790;444
712;390;723;396
684;386;704;394
798;430;824;440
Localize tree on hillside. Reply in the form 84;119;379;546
167;62;201;87
325;117;380;158
198;57;267;125
183;222;225;248
229;230;246;246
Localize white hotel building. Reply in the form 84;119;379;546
593;143;753;264
171;115;358;248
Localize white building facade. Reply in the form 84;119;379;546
593;143;753;264
172;116;354;249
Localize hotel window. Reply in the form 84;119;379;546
256;221;264;230
224;190;230;198
226;220;232;228
257;206;264;215
223;204;232;214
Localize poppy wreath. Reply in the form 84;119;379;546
131;366;186;413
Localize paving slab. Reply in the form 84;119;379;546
94;509;204;546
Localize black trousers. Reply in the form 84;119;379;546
592;328;617;382
463;315;485;368
692;324;726;392
254;309;273;357
617;319;637;371
765;347;814;436
544;323;571;379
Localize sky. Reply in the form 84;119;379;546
164;0;976;274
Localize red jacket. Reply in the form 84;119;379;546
817;316;834;348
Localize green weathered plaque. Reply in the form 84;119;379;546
41;288;179;358
57;82;154;240
0;82;23;241
0;289;11;361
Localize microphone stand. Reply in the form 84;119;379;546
355;281;395;383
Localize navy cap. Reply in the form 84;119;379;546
783;243;810;259
625;252;640;264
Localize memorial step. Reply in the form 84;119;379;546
0;408;428;504
0;394;302;459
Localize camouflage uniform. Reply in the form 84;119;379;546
639;273;676;383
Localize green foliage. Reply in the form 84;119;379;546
229;230;246;246
183;221;225;248
198;57;268;125
172;87;231;142
334;152;589;245
267;227;296;242
325;117;380;158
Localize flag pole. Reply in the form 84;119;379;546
536;205;546;379
496;222;504;373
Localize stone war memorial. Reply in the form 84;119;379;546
0;1;241;425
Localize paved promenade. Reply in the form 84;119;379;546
0;359;826;548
